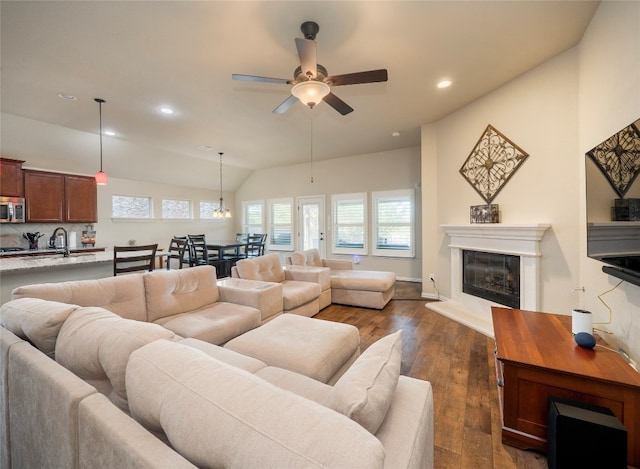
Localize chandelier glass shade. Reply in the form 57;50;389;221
291;81;330;108
212;152;231;219
94;98;107;186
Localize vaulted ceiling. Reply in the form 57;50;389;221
0;1;599;190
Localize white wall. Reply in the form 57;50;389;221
234;147;422;279
423;0;640;361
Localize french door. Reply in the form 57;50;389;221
297;196;326;258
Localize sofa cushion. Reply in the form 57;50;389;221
281;280;321;311
288;249;323;267
325;330;402;434
143;266;219;323
12;275;148;321
330;270;396;292
0;298;79;358
55;307;176;410
126;340;384;468
178;337;267;373
224;314;360;384
152;302;261;345
235;253;286;283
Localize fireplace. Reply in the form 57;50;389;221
429;224;550;337
462;250;520;308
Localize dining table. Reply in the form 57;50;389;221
206;240;246;259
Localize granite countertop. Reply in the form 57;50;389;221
0;248;112;274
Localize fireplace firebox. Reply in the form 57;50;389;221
462;250;520;308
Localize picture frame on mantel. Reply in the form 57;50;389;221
470;204;500;223
460;125;529;221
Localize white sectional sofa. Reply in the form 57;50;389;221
11;265;274;344
0;293;435;468
287;248;397;309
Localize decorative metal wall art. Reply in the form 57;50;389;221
460;125;529;204
586;120;640;199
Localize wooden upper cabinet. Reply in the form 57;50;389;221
0;158;25;197
24;170;97;223
64;174;97;223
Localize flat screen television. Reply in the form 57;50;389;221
585;118;640;287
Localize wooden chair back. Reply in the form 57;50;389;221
166;237;188;269
187;234;210;265
113;244;158;276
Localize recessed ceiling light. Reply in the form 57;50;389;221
159;106;174;115
392;131;401;137
437;80;452;89
103;130;116;136
57;92;77;101
197;145;214;152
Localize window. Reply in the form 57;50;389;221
332;193;367;255
372;189;414;257
200;201;222;220
242;200;264;234
267;198;293;251
162;199;191;219
112;195;152;219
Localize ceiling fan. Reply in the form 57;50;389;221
232;21;388;116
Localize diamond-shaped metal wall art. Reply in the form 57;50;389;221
460;125;529;204
586;119;640;199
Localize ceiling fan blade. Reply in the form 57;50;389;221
295;37;317;79
232;74;291;85
273;95;299;114
325;69;388;86
323;92;353;115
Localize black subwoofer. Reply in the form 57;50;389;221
547;396;627;469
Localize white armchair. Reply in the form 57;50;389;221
286;249;396;310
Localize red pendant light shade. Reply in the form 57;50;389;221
94;98;107;185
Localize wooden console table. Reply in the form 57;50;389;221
492;306;640;467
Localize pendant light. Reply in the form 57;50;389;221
212;152;232;219
94;98;107;185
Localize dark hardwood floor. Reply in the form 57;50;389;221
315;281;548;469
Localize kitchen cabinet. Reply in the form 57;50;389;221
24;170;97;223
0;158;25;197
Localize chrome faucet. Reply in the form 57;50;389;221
50;227;69;257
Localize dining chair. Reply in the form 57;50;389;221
166;237;189;270
113;244;158;276
187;234;213;266
245;234;266;258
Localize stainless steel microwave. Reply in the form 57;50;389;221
0;196;25;223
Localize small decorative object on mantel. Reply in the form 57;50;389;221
470;204;500;224
460;125;529;220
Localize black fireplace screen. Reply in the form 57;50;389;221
462;250;520;308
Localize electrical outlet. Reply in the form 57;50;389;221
429;274;435;282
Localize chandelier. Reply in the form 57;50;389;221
212;152;231;218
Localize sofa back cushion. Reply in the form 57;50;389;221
235;253;285;283
325;330;402;434
12;275;147;322
143;266;219;323
127;340;384;468
0;298;80;358
55;307;175;410
288;249;323;267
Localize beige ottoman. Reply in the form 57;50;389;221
224;314;360;385
330;270;396;309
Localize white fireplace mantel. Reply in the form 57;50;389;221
429;223;551;337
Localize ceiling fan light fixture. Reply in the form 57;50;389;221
291;81;330;108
